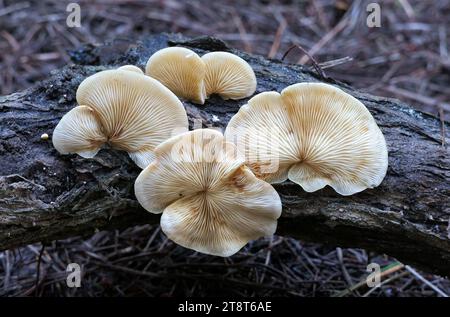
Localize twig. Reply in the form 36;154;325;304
398;0;416;20
438;107;446;147
298;16;348;64
231;9;252;53
34;244;46;297
0;2;30;17
439;25;448;60
144;226;161;251
362;271;409;297
404;265;449;297
259;237;273;283
92;261;160;278
268;13;287;59
334;261;405;297
384;86;450;113
3;250;11;292
336;248;355;293
318;56;353;69
282;43;328;79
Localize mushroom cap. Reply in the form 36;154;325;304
117;65;144;74
225;83;388;196
145;47;206;104
135;129;282;256
52;105;107;158
55;68;189;168
202;51;257;100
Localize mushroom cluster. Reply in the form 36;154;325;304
135;129;281;256
53;66;189;169
145;47;257;104
52;47;388;257
225;83;388;195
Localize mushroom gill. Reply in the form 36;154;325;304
144;47;257;104
225;83;388;195
202;51;257;100
53;68;189;169
134;129;282;256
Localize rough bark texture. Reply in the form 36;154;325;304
0;34;449;276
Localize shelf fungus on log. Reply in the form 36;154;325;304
1;35;448;276
225;83;388;195
53;67;189;169
134;129;282;256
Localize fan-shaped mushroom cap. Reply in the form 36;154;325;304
52;105;107;158
53;69;188;168
135;129;282;256
117;65;144;74
202;51;257;100
225;83;388;196
145;47;206;104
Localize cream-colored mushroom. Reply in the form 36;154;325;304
145;47;257;104
202;51;257;100
135;129;282;256
53;69;189;168
145;47;206;104
225;83;388;195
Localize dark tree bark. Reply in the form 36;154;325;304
0;35;449;276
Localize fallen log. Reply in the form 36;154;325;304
0;34;449;276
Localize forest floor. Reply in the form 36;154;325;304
0;0;449;296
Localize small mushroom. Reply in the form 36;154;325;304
145;47;206;104
135;129;281;256
225;83;388;195
117;65;144;74
145;47;256;104
202;51;257;100
53;69;189;168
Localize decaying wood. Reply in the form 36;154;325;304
0;35;448;276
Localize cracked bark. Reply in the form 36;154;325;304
0;35;449;276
